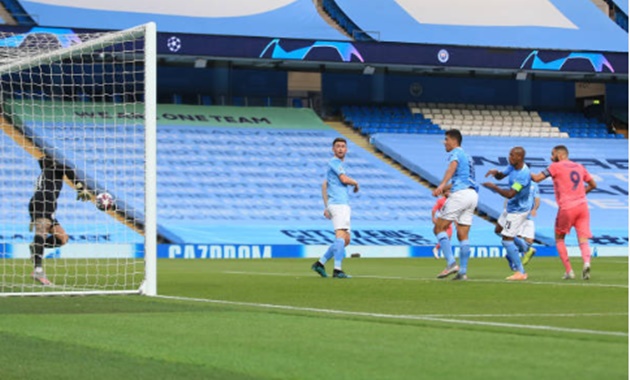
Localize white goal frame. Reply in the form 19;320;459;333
0;22;157;297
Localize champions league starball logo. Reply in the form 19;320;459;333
167;36;182;52
437;49;450;63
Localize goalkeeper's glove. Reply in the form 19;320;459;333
76;182;91;201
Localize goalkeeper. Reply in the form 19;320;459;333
28;155;91;285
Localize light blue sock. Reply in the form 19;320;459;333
502;240;524;273
333;238;346;270
436;231;455;266
459;240;470;275
513;237;529;254
319;245;335;264
505;251;516;271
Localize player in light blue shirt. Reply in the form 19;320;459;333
325;156;350;206
499;164;532;213
432;129;479;281
494;179;540;270
311;137;359;279
483;147;531;280
448;146;479;193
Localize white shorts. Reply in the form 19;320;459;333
519;219;535;240
500;211;530;238
328;204;351;231
440;188;478;226
497;210;508;229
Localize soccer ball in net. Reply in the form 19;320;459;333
96;192;115;211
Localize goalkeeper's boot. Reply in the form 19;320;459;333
333;269;351;279
311;261;328;278
31;268;52;286
437;263;459;279
522;247;537;266
562;270;575;280
582;264;591;280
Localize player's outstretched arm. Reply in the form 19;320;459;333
53;157;92;201
485;169;506;180
482;182;518;199
531;171;547;183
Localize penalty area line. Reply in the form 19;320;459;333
154;294;627;338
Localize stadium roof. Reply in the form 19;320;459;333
337;0;628;52
5;0;626;80
18;0;349;40
18;0;628;52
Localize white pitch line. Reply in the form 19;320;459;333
222;271;629;289
155;294;628;338
420;312;628;318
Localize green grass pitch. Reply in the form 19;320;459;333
0;256;627;380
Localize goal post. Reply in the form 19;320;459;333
0;23;157;296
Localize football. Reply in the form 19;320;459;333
95;192;115;211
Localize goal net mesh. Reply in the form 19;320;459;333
0;24;155;296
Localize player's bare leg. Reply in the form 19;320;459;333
46;224;69;248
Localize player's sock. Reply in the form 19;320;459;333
459;240;470;275
333;238;346;270
319;245;335;265
556;239;572;273
436;231;455;267
502;240;524;273
505;253;515;270
513;237;529;254
44;235;63;248
579;241;591;267
33;235;45;268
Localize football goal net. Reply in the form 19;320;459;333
0;23;156;296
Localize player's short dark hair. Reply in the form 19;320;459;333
553;145;569;156
445;129;462;145
513;146;526;159
332;137;347;146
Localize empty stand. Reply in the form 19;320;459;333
156;125;472;244
342;103;575;138
539;111;621;139
1;105;498;245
